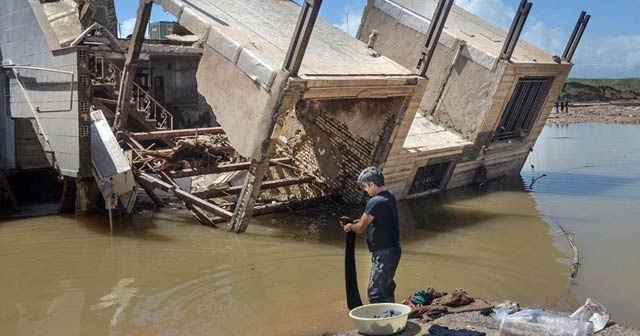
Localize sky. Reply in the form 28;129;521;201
114;0;640;79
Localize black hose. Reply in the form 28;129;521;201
345;230;364;309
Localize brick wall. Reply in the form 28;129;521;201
280;97;398;204
313;115;374;203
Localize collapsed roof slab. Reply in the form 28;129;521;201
153;0;417;159
365;0;566;70
358;0;574;198
41;0;83;45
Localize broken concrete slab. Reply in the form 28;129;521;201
41;0;83;45
403;115;472;152
372;0;562;67
153;0;416;160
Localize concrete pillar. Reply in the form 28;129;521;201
227;81;306;233
0;71;16;170
228;158;272;232
75;178;99;215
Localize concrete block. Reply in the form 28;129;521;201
206;28;242;63
461;44;498;71
236;49;277;89
44;118;79;137
47;135;79;155
154;0;184;18
55;152;80;175
398;9;430;33
10;103;33;119
178;7;211;38
374;0;403;19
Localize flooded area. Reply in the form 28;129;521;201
522;123;640;328
1;123;639;335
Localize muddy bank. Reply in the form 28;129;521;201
546;101;640;124
323;310;640;336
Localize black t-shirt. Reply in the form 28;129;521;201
365;190;400;252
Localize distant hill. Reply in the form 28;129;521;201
560;78;640;102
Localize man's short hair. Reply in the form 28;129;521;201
357;167;385;187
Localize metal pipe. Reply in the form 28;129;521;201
131;127;225;141
7;68;56;155
501;0;527;58
564;14;590;62
70;22;120;49
418;0;454;77
507;2;532;58
166;158;293;179
2;64;75;113
283;0;323;76
500;1;532;61
562;11;586;60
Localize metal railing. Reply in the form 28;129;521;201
92;57;173;130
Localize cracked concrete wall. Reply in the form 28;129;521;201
433;58;507;141
196;47;287;159
358;4;505;143
357;5;455;116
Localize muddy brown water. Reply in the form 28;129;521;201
0;123;638;335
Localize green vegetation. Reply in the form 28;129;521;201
561;78;640;102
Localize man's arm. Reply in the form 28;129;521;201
343;212;374;234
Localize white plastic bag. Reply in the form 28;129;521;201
500;309;594;336
570;298;610;333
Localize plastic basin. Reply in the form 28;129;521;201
348;303;412;335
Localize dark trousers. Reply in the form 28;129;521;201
368;246;401;303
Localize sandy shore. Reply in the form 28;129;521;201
546;101;640;125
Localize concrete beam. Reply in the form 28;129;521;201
166;158;293;178
226;81;307;233
194;176;315;199
137;172;233;220
131;127;225;141
114;0;153;130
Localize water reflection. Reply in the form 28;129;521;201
0;164;576;335
524;123;640;328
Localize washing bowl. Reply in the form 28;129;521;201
348;303;412;335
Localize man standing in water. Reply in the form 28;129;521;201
343;167;401;303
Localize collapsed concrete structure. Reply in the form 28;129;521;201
0;0;217;215
1;0;589;232
356;0;587;198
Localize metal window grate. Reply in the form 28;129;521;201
409;161;451;195
494;76;553;141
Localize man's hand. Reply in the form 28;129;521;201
339;216;353;226
343;223;353;232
